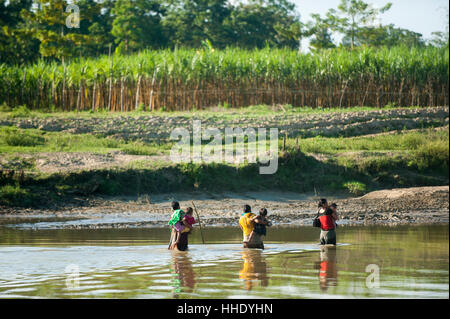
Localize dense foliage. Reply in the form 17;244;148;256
1;0;448;65
0;46;448;110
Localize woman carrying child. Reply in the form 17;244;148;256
168;202;197;251
239;206;271;250
248;208;272;249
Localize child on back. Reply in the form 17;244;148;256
172;207;197;246
249;208;272;241
181;207;197;234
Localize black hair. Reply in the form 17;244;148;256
171;201;180;210
185;207;193;214
259;208;268;216
330;203;337;208
244;204;252;213
318;198;328;208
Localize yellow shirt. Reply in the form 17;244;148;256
239;213;256;237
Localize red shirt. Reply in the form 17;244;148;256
320;214;335;230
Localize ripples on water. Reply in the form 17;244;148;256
0;219;448;299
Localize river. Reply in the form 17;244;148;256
0;217;448;299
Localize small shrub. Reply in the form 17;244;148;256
410;141;449;172
137;103;146;112
0;184;30;206
9;105;31;118
2;128;45;147
121;142;158;156
0;102;11;112
401;134;426;150
343;181;367;196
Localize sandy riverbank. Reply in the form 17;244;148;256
1;186;447;228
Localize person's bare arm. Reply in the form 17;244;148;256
253;216;265;224
332;211;339;221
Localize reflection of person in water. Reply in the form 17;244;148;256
317;246;338;292
169;251;196;297
239;249;268;290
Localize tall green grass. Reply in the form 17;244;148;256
0;127;161;155
0;46;448;111
296;129;449;154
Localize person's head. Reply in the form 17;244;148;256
330;203;337;212
185;207;193;215
244;205;252;213
259;208;268;216
318;198;328;208
171;201;180;210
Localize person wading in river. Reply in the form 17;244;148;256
239;205;264;249
318;199;339;245
168;201;190;251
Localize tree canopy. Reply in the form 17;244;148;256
0;0;447;64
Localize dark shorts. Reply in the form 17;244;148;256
320;229;336;245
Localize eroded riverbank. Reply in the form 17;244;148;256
1;186;448;229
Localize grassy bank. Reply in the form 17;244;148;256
0;147;447;208
0;121;448;208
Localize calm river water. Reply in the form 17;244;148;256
0;219;447;299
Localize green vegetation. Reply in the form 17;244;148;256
2;0;448;65
0;127;162;155
0;103;407;120
1;46;448;111
0;184;32;206
0;118;448;207
292;130;449;154
343;181;367;196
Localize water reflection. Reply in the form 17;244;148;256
169;251;196;298
317;246;338;292
239;249;268;290
0;225;447;298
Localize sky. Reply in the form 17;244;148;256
293;0;449;50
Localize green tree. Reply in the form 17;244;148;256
430;12;449;48
162;0;232;48
22;0;92;60
330;0;392;48
224;0;302;49
306;13;337;50
0;0;39;64
111;0;166;54
74;0;115;56
355;24;425;47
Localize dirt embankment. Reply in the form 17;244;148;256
1;186;447;227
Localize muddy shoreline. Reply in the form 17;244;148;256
1;186;448;228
